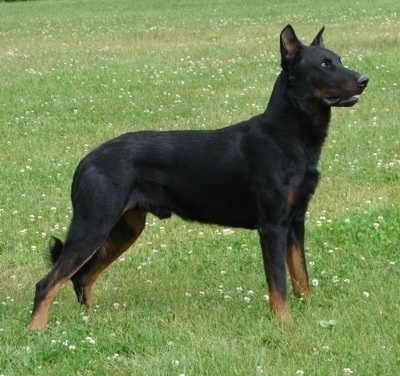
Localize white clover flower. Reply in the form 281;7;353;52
85;337;96;345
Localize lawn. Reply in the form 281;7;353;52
0;0;399;375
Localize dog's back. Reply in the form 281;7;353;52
73;116;265;228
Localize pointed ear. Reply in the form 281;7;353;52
280;24;302;62
310;26;325;47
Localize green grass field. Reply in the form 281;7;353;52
0;0;399;374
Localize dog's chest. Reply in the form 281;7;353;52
287;168;319;208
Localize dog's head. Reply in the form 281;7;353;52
279;25;368;107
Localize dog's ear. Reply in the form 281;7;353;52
310;26;325;47
280;24;302;63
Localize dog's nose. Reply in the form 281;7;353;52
358;75;369;87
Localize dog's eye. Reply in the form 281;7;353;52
321;57;333;68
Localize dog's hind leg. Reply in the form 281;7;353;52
71;209;146;308
30;232;108;329
286;219;310;299
30;200;125;329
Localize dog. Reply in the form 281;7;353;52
30;25;368;328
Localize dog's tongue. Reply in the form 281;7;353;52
339;94;360;106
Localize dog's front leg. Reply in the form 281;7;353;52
286;217;310;299
258;225;291;321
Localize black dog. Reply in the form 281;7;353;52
30;25;368;328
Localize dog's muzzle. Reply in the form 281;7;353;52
323;75;369;107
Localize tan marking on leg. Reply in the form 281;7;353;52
268;284;291;322
29;281;64;329
286;242;310;299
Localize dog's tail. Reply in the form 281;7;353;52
49;236;63;265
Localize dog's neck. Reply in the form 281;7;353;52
263;71;330;148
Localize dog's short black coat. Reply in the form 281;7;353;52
30;25;368;328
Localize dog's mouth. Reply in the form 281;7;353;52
322;94;361;107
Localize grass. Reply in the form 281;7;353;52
0;0;399;374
